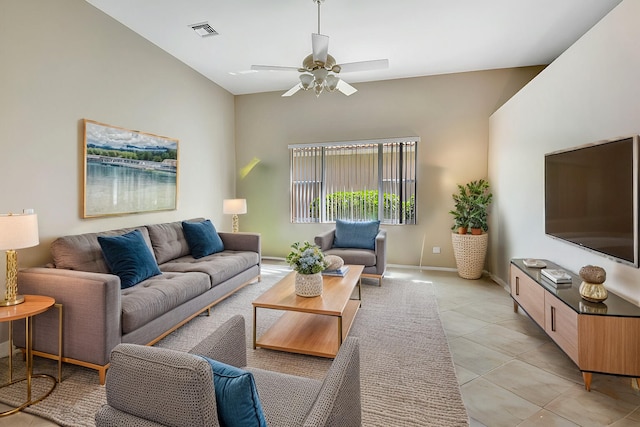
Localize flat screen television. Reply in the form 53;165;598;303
544;135;639;267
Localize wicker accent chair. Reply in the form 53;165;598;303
95;315;361;427
315;227;387;285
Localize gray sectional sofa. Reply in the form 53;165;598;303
15;219;261;384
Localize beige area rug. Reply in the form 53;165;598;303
0;264;469;426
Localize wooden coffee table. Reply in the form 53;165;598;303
252;264;363;358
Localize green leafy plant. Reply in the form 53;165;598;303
309;190;415;223
285;241;328;274
449;179;493;233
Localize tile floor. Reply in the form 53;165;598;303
1;264;640;426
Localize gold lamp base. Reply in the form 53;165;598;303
3;249;25;306
232;214;239;233
0;295;25;306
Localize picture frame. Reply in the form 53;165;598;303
83;119;179;218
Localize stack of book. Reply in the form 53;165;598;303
541;268;572;288
322;265;350;277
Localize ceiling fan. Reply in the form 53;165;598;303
251;0;389;97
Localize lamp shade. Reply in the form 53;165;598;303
223;199;247;215
0;213;39;250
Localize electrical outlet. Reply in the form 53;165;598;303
432;246;441;254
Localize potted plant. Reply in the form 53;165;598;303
286;241;328;297
450;179;493;279
466;179;493;235
449;183;471;234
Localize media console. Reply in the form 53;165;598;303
510;259;640;391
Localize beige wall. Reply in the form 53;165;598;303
1;0;236;270
0;0;235;351
489;0;640;303
235;67;543;266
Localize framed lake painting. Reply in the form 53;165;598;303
83;119;179;218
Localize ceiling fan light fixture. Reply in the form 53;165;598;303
300;73;314;90
326;74;340;92
312;68;328;85
314;84;324;97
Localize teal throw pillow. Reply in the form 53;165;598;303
200;356;267;427
97;229;162;289
333;219;380;250
182;220;224;259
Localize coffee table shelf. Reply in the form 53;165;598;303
253;265;363;358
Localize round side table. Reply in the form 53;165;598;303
0;295;57;417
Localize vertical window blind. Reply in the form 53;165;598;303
290;137;418;224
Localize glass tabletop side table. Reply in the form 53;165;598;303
0;295;62;417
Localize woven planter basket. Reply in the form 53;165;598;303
451;232;489;279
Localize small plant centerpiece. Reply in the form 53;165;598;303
286;241;328;297
450;179;493;279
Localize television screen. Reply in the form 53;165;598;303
544;136;639;267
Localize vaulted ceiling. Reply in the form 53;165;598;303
86;0;622;96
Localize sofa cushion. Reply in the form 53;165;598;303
159;251;259;287
120;271;211;334
333;220;380;250
201;357;267;427
146;220;194;265
182;220;224;259
98;230;162;289
51;226;155;273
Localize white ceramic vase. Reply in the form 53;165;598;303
294;272;323;297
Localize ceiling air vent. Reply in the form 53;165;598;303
189;22;219;38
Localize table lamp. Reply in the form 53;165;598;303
0;211;39;306
223;199;247;233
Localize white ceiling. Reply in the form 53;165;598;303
86;0;622;96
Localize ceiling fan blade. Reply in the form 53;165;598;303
251;65;300;72
337;79;357;96
282;83;303;97
312;33;329;64
337;59;389;74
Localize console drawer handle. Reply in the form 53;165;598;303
551;306;556;332
515;277;520;295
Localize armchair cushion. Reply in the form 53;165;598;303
333;219;380;250
201;356;267;427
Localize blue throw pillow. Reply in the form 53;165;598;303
333;219;380;250
200;356;267;427
182;219;224;259
97;229;162;289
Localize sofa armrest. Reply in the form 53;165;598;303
188;314;247;368
15;267;122;367
219;232;261;256
374;229;387;276
304;337;361;427
314;229;335;252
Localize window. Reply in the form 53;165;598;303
290;137;418;224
